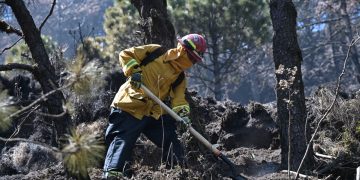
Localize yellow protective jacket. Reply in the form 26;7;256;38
111;43;193;120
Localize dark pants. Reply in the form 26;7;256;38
103;108;185;175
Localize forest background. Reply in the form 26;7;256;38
0;0;360;179
2;0;359;104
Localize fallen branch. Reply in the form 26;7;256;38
6;105;40;144
295;35;360;179
35;109;68;118
0;137;60;152
0;20;23;36
316;156;354;174
5;80;74;121
0;37;23;56
315;152;336;160
281;170;315;179
39;0;56;32
323;174;334;180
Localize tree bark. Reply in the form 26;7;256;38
131;0;175;49
270;0;314;171
5;0;69;144
208;8;222;100
211;33;222;100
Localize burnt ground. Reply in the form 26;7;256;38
0;86;359;180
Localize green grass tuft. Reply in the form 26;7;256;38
67;56;105;97
0;90;18;132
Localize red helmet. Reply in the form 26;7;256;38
178;34;207;63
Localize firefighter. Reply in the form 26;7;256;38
102;34;207;179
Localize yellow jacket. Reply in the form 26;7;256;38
111;43;193;120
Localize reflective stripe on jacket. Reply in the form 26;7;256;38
111;43;193;120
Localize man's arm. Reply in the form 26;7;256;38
170;78;190;123
119;44;161;76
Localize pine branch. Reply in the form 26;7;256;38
295;34;360;179
0;63;36;73
297;14;360;29
0;20;23;36
39;0;56;32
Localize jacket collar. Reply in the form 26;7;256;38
164;44;193;72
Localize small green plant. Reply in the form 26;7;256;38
341;130;356;155
62;130;105;179
0;90;18;132
356;120;360;136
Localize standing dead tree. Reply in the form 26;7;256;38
0;0;69;145
269;0;314;173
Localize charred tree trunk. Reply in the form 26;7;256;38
270;0;314;171
131;0;175;49
340;0;360;83
326;13;341;74
5;0;69;144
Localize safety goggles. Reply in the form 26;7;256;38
193;50;204;58
183;39;204;63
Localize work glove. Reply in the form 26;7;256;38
130;67;142;89
181;116;191;125
172;105;191;125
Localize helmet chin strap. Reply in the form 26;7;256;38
183;39;196;51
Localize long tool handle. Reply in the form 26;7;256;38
141;84;246;180
141;85;222;156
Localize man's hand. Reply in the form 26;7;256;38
181;116;191;125
173;105;191;125
130;72;142;89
